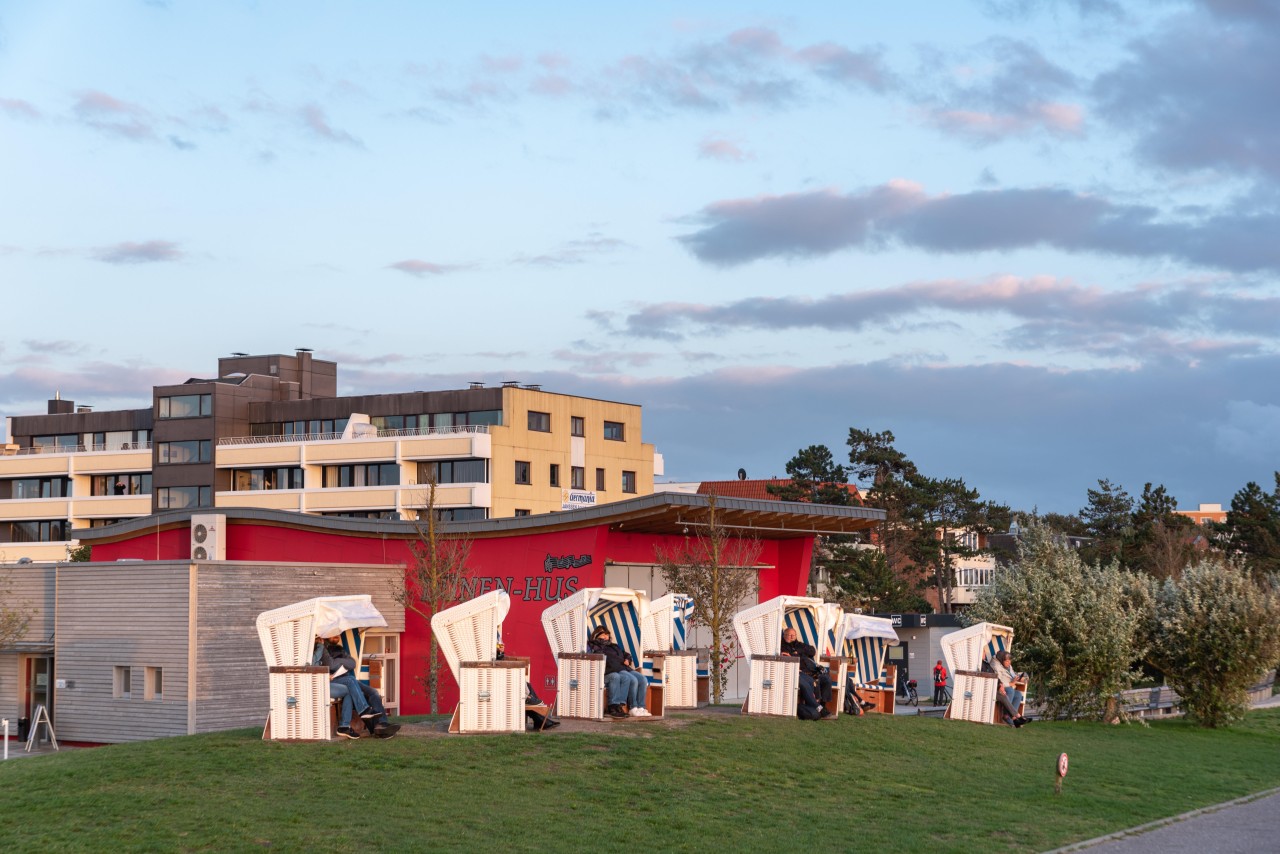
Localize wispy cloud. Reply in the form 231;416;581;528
514;233;631;267
0;97;41;120
73;90;155;141
386;259;468;277
92;240;185;264
677;181;1280;272
698;136;752;162
300;103;362;147
23;340;90;356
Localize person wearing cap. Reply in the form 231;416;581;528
587;625;651;718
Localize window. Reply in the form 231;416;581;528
8;477;71;499
622;470;636;493
372;414;419;432
570;416;584;437
145;667;163;701
114;666;132;700
595;468;606;490
515;461;531;485
156;486;211;509
157;440;211;464
604;421;624;441
549;463;560;487
281;418;349;437
418;459;487;485
431;507;488;522
91;474;151;496
514;509;530;517
322;463;400;488
0;520;71;542
158;394;212;418
33;435;79;452
231;467;304;491
571;466;585;489
527;411;551;432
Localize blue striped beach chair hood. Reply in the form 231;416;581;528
939;621;1014;677
842;614;900;688
542;587;652;669
733;595;831;659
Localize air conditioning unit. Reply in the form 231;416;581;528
191;513;226;561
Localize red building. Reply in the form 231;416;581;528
79;493;882;717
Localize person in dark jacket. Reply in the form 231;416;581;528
495;642;560;730
315;635;399;739
781;627;832;719
588;625;650;718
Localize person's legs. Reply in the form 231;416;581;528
798;672;821;717
332;672;371;715
329;682;355;728
1005;686;1025;716
604;671;628;706
624;671;647;710
995;686;1019;722
816;671;833;705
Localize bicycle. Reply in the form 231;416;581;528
903;678;919;707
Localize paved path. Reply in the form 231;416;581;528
1050;788;1280;853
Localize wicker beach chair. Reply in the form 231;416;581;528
541;587;660;720
431;590;528;734
644;593;705;708
941;621;1023;725
733;595;840;717
842;614;901;715
256;595;388;741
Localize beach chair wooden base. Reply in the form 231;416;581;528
264;666;330;741
556;653;606;720
744;655;800;717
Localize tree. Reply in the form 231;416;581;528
391;472;475;714
766;444;851;505
1145;558;1280;727
968;524;1148;722
1079;479;1134;566
1127;483;1198;579
0;567;32;650
846;428;924;592
912;476;987;613
655;494;762;704
67;544;92;562
821;543;930;613
1215;473;1280;580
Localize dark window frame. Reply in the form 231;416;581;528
515;460;532;485
603;421;625;441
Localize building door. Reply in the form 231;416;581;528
25;655;54;722
887;642;908;696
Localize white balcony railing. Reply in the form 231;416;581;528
217;424;489;447
955;566;996;588
7;442;152;456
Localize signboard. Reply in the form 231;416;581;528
561;490;597;511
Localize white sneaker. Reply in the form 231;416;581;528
631;707;651;717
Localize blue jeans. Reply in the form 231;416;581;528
330;674;371;727
605;670;648;709
1005;686;1024;713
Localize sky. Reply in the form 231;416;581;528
2;0;1279;516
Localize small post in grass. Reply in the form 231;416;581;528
1055;752;1069;795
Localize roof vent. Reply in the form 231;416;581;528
501;380;520;388
468;381;484;389
523;384;541;391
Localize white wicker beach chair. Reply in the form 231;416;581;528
541;587;657;720
255;595;388;741
842;614;901;715
645;593;703;709
431;590;527;734
733;595;838;717
941;621;1021;725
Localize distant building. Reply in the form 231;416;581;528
1;351;662;562
1175;503;1227;525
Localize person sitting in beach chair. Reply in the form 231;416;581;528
588;625;651;718
314;635;398;739
496;642;561;731
985;650;1029;728
781;627;832;719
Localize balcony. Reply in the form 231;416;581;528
951;561;997;606
215;427;491;468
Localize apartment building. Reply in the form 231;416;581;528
0;351;661;562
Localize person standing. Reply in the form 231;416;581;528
932;659;949;705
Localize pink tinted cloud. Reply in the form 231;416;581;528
699;136;752;162
928;101;1084;141
300;104;362;147
387;259;466;277
93;240;184;264
1;97;41;120
73;90;155;140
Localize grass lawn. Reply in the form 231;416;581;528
2;708;1278;852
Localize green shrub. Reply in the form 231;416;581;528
1146;559;1280;727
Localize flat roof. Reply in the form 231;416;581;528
75;492;885;544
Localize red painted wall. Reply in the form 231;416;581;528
90;520;813;714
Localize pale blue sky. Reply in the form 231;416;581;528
3;0;1279;514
